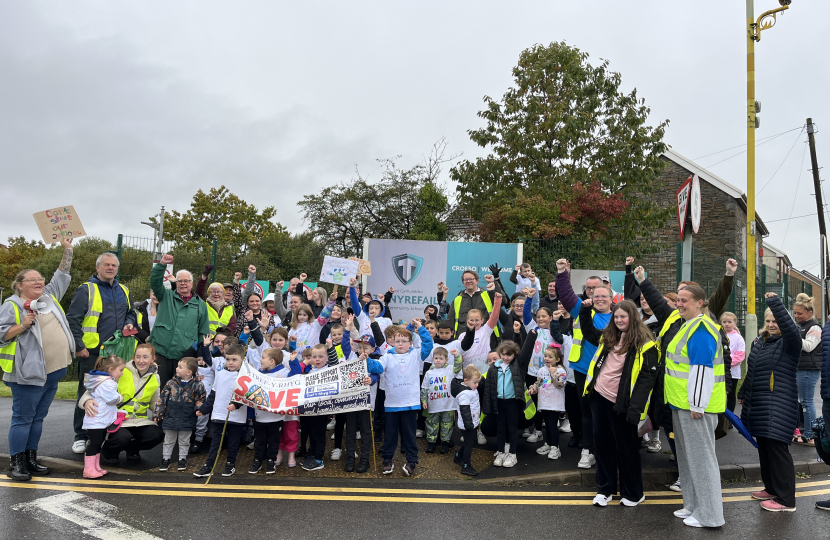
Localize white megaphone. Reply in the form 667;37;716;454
23;296;52;315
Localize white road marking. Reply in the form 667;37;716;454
12;491;163;540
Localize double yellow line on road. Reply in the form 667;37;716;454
1;477;828;506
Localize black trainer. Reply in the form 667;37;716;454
453;452;463;466
193;465;212;478
177;458;187;471
382;459;394;475
461;464;479;476
356;459;370;473
158;459;170;472
190;441;202;454
266;459;276;474
426;442;436;453
440;441;449;454
402;462;416;476
126;451;141;462
221;462;235;477
249;460;262;474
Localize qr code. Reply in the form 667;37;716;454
338;362;366;390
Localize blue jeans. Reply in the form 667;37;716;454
5;367;67;455
797;369;820;438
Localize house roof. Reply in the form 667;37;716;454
761;242;793;267
789;267;821;286
662;148;770;236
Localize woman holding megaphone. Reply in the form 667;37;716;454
0;237;75;481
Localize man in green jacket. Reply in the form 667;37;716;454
148;254;209;388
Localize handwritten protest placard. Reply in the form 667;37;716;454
348;257;372;275
232;359;370;416
32;205;86;244
319;255;359;285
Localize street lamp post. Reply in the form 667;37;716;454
745;0;790;342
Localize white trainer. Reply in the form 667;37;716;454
536;444;552;455
476;431;487;445
547;446;561;460
683;517;704;528
416;429;425;439
71;440;87;454
521;427;532;438
620;496;645;507
669;479;682;492
502;453;518;468
674;508;692;519
647;439;662;453
527;431;539;443
356;431;361;440
493;452;505;467
558;419;572;433
577;449;595;469
326;418;336;430
330;448;342;461
592;494;612;507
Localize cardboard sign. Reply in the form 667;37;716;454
319;256;360;285
33;205;86;244
348;257;372;275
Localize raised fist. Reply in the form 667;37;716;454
484;274;494;283
556;259;568;273
299;273;308;281
626;256;635;266
248;265;256;274
160;254;174;265
349;278;357;287
634;266;645;283
234;272;242;282
203;264;214;276
726;258;738;277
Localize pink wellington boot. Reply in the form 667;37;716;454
93;454;108;476
83;455;105;479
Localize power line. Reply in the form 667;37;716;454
692;126;803;160
757;127;806;195
702;129;796;169
782;141;810;244
765;212;819;224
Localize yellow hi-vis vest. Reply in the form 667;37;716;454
582;340;658;421
480;369;535;421
206;303;233;333
453;293;500;337
81;282;132;350
658;310;682;341
0;296;66;373
117;368;159;419
664;315;726;414
569;308;596;364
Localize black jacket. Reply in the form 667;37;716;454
134;300;152;344
581;308;660;425
481;329;535;415
738;296;801;444
797;319;822;370
154;376;207;432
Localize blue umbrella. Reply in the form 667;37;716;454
725;409;758;448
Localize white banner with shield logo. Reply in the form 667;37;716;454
364;239;448;322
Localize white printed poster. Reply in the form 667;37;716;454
364;239;448;321
231;359;370;416
319;255;360;285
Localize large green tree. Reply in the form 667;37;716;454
451;42;672;242
151;185;286;250
298;140;452;257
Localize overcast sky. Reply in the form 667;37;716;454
2;1;828;272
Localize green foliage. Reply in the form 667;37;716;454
298;142;453;257
451;41;672;242
151;185;287;251
0;236;48;286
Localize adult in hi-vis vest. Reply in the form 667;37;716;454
579;300;659;508
0;238;75;482
67;251;137;454
665;284;725;528
79;343;163;464
148;254;210;389
447;264;506;345
194;264;237;334
555;258;613;471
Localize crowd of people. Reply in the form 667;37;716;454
2;245;830;525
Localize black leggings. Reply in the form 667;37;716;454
496;399;519;453
86;428;107;456
333;413;347;449
543;410;561;447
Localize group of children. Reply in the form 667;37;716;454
79;261;584;480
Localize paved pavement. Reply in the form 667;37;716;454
1;473;829;539
1;396;824;482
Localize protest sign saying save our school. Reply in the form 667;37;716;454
231;359;370;416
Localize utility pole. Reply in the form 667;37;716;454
141;205;166;262
807;118;828;323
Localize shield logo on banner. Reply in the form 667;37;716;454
392;253;423;285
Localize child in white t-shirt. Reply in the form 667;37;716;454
455;365;482;476
530;344;567;460
420;346;462;454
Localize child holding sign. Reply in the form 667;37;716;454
193;343;248;479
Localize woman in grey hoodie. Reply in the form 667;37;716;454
0;238;75;481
